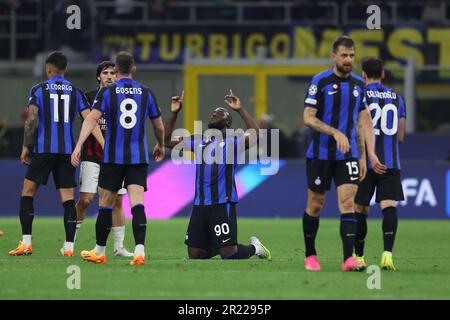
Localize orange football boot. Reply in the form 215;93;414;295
80;250;106;264
9;241;32;256
130;255;145;266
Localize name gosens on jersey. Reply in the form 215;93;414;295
92;78;161;165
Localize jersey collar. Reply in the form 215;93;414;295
116;77;133;83
367;81;382;89
49;75;64;81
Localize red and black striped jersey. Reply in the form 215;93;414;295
81;88;106;163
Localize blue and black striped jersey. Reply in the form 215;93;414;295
92;78;161;165
27;75;89;154
304;68;365;160
364;82;406;170
183;135;241;205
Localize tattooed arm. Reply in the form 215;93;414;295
303;106;350;154
21;105;39;165
356;112;367;180
356;112;366;160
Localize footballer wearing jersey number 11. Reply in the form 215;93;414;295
9;51;104;257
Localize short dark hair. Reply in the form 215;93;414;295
362;57;384;79
115;51;134;74
45;51;67;70
96;61;115;82
217;107;232;125
332;36;355;53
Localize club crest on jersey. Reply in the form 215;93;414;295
333;84;338;90
308;85;317;95
353;87;359;97
315;177;321;186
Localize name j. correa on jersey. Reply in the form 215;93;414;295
45;83;73;91
366;90;397;99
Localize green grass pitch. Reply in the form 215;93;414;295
0;217;449;299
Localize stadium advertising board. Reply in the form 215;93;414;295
97;24;450;78
0;160;448;219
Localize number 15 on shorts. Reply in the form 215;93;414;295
346;161;359;181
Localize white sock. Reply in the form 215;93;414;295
64;242;74;251
134;244;145;257
112;226;125;250
74;222;82;242
251;244;261;256
22;235;32;246
94;245;106;256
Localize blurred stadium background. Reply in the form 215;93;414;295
0;0;449;220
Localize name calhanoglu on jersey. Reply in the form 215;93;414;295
366;90;397;99
45;83;73;91
115;87;143;95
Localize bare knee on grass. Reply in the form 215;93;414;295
218;245;237;258
188;247;207;259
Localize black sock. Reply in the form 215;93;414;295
96;207;112;246
131;204;147;245
355;212;368;257
382;206;398;252
19;196;34;235
303;212;319;257
63;200;77;242
340;213;357;261
222;244;256;259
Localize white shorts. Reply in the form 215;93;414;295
79;161;126;195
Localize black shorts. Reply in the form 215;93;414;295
26;153;76;189
306;158;360;192
355;169;405;205
98;163;148;192
185;203;238;250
